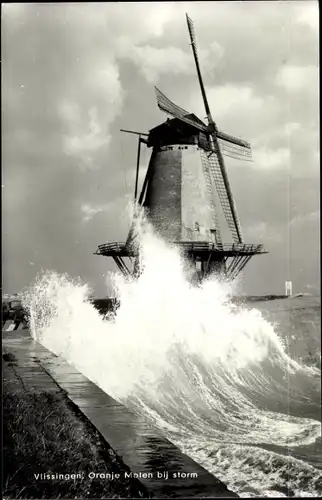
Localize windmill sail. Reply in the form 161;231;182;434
207;151;243;243
155;87;190;119
186;14;212;124
218;140;253;162
156;86;252;161
217;131;252;161
186;14;244;243
216;130;251;149
155;87;208;132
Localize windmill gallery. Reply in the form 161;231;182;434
95;14;267;282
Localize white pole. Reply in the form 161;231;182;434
285;280;293;296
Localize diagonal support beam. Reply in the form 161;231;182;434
134;137;143;202
138;148;157;206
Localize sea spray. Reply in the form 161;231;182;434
21;221;321;497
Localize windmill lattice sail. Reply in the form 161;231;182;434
155;87;191;121
155;87;208;131
95;14;267;282
207;151;243;243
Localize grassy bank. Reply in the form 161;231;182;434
3;355;149;499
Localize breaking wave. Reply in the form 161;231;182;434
21;222;321;497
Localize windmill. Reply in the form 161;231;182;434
95;14;267;281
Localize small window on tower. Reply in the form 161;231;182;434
194;222;200;232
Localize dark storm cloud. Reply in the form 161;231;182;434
2;1;319;295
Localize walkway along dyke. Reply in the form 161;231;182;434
2;329;238;498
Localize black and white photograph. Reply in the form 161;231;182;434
2;1;320;498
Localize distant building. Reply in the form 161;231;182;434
285;281;293;296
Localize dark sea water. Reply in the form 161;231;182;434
248;295;321;470
254;296;321;369
180;294;321;497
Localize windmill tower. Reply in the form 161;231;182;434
95;14;267;281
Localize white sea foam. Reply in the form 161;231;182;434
21;218;322;497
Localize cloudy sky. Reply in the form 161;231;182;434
2;1;319;296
